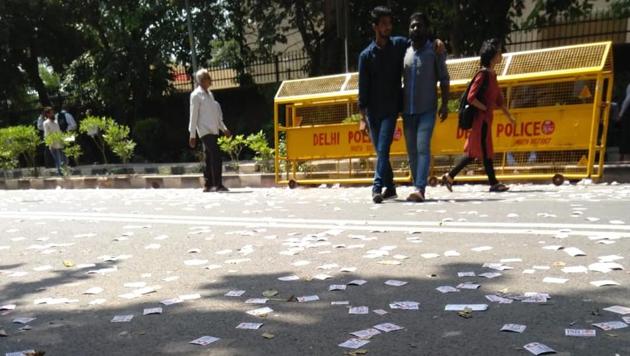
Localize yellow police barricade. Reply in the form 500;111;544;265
274;41;613;188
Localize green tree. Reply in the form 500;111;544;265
0;0;89;106
63;0;177;123
243;0;331;75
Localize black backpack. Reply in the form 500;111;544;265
458;69;489;130
56;111;69;132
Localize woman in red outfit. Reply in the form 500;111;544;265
441;38;516;192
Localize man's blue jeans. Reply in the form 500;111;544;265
49;148;65;176
403;111;436;193
367;115;396;193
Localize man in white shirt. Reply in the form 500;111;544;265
37;105;76;132
36;105;76;168
188;69;232;192
41;107;66;176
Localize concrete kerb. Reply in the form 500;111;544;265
0;163;628;190
0;172;278;190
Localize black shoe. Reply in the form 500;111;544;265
382;187;397;200
372;192;384;204
217;185;229;192
489;183;509;192
203;186;218;193
406;191;425;203
441;174;453;192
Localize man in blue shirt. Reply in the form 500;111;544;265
358;6;444;204
358;6;408;204
402;13;450;202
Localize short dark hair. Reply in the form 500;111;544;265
42;106;53;115
371;6;392;26
409;12;429;28
479;38;501;67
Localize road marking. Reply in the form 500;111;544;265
0;211;628;238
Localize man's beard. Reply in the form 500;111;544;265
410;32;425;42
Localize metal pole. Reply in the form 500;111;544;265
343;0;349;73
185;0;198;80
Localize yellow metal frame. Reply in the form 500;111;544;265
274;42;614;186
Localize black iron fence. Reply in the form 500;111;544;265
507;12;630;52
172;13;629;91
172;51;310;92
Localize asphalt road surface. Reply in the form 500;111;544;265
0;183;629;356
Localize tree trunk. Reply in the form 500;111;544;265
293;0;321;76
23;50;50;106
320;0;343;74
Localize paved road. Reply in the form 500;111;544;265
0;183;629;356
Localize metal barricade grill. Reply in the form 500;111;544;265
274;42;614;187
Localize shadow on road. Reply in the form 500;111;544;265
1;262;628;355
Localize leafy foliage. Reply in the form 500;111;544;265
218;134;247;169
79;115;110;163
79;115;136;164
103;122;136;164
0;125;40;170
246;130;274;172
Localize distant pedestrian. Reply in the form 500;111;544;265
188;69;232;192
55;104;77;132
41;107;66;176
618;83;630;162
402;12;450;202
37;104;76;133
441;39;515;192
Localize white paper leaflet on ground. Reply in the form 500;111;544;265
602;305;630;315
384;280;407;287
444;304;488;311
111;314;134;323
373;323;404;332
501;324;526;333
564;329;596;337
350;328;381;339
437;286;460;293
349;306;369;314
297;295;319;303
189;336;220;346
246;307;274;317
389;301;420;310
338;338;370;349
486;295;513;304
347;280;367;286
592;321;628;330
225;290;246;297
523;342;556;355
143;307;162;315
236;322;263;330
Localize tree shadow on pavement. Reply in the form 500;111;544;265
1;263;629;356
